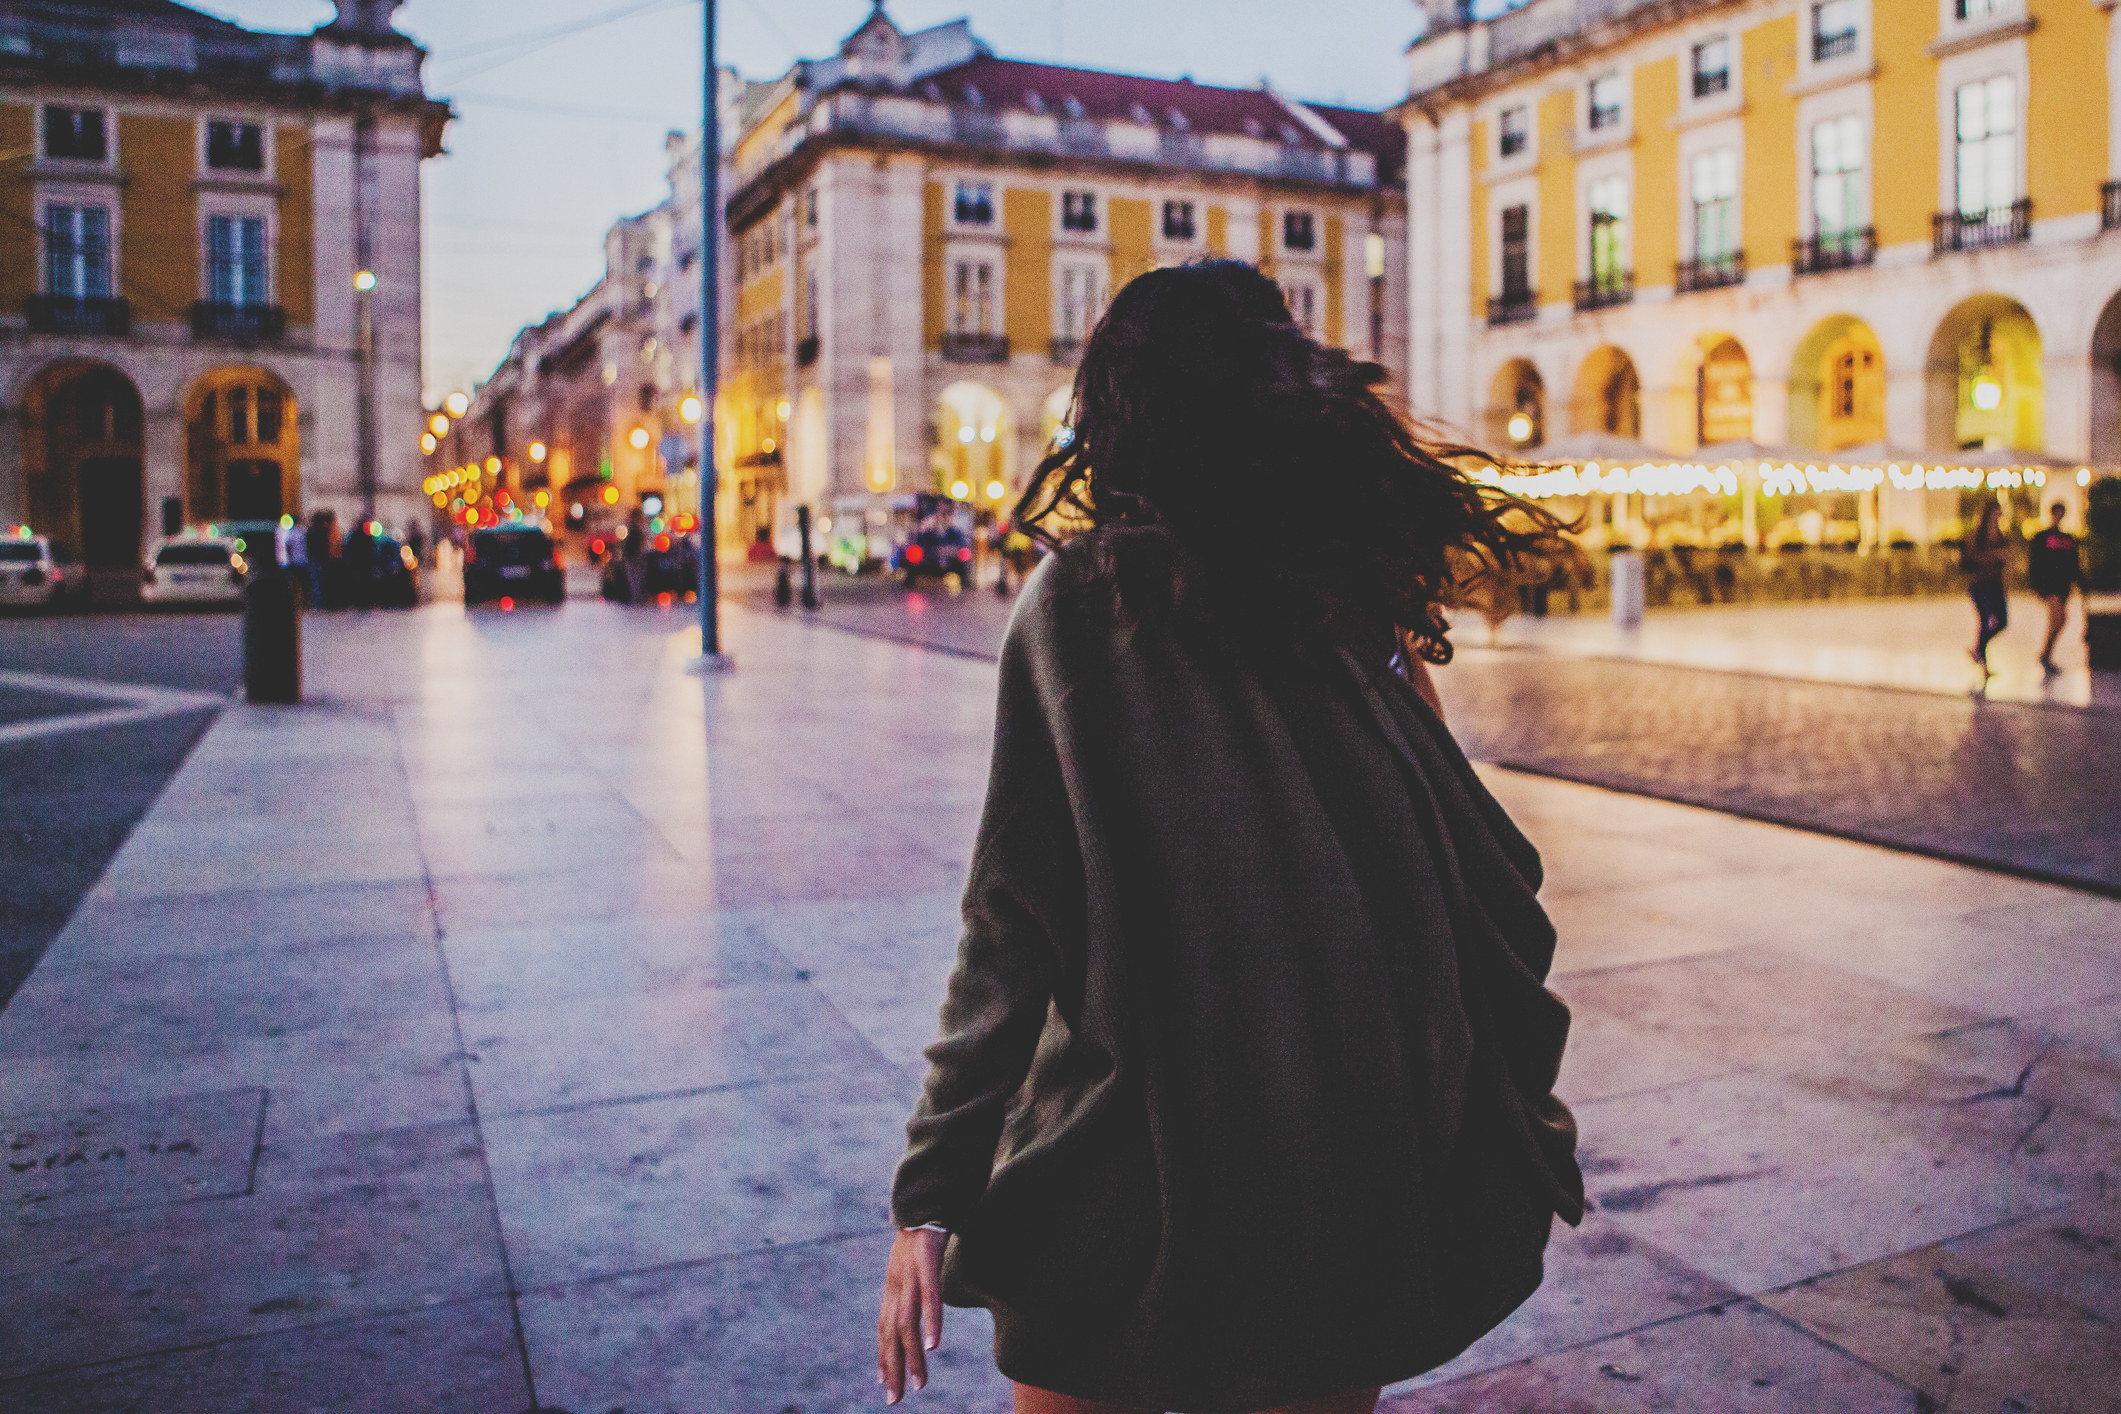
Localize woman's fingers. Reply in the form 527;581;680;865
899;1280;930;1393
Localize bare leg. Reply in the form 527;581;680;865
2039;594;2068;669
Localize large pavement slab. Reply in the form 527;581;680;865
2;599;2116;1412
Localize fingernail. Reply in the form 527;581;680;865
912;1377;924;1391
925;1336;938;1350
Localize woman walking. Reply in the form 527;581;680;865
1964;500;2012;676
2027;503;2084;676
877;261;1585;1414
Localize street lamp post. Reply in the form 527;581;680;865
696;0;730;667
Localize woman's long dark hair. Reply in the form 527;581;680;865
1015;259;1570;663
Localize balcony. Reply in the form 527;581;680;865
1813;28;1858;62
796;335;820;367
1792;227;1877;275
941;332;1010;363
190;302;287;343
1487;291;1539;326
1932;199;2031;256
1675;251;1745;294
1049;337;1085;365
2104;181;2121;233
25;294;130;336
1574;272;1634;312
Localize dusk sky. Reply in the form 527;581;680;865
200;1;1424;401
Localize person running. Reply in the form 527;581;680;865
2027;502;2084;676
876;261;1585;1414
1963;500;2012;675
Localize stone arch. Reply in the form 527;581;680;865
21;360;145;573
1571;345;1641;438
183;365;300;525
1486;358;1546;450
1690;335;1753;445
933;380;1013;507
1925;294;2042;452
1788;315;1886;452
2090;290;2121;465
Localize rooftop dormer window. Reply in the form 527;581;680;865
1167;108;1189;130
963;83;983;108
1243;117;1265;138
1280;124;1303;144
922;81;943;100
1062;95;1086;119
1023;91;1046;113
1130;102;1154;125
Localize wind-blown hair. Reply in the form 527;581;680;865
1015;259;1570;663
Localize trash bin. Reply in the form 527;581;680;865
1610;549;1646;631
244;564;301;704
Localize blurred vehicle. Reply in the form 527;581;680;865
351;534;420;608
0;533;72;608
891;497;977;587
141;539;245;605
599;531;698;604
465;526;563;606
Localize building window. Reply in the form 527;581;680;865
1500;204;1531;301
207;120;265;171
42;106;106;161
1284;210;1317;251
953;181;994;225
1587;74;1624;131
1499;105;1529;158
1812;0;1858;61
207;215;269;307
1691;148;1738;258
1282;280;1319;334
952;258;997;334
256;388;283;444
44;205;112;298
1955;75;2016;216
1062;190;1098;233
1162;199;1196;241
1955;0;2001;18
228;386;251;444
1691;38;1730;99
1811;115;1864;236
1588;176;1627;287
1058;262;1104;342
804;188;818;227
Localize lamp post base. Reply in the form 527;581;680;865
686;652;737;676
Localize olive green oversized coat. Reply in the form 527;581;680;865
891;529;1584;1412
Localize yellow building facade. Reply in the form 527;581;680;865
1405;0;2121;544
719;7;1408;553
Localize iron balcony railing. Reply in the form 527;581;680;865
25;294;130;336
1574;272;1634;312
1792;227;1877;275
1813;27;1858;62
1487;290;1539;326
1489;0;1639;66
1675;251;1745;293
190;302;287;342
2103;181;2121;233
1049;337;1085;365
941;332;1010;363
1932;198;2031;255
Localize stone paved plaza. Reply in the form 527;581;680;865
2;599;2117;1412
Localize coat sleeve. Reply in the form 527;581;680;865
890;592;1083;1232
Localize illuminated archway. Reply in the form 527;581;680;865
1487;359;1545;450
1925;295;2042;452
933;381;1013;507
1693;336;1753;446
21;360;144;571
1571;346;1640;438
183;366;300;525
1788;315;1886;451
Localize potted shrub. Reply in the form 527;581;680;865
2086;477;2121;671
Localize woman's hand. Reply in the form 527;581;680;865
877;1227;947;1403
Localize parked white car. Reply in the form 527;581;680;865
141;539;247;605
0;533;72;608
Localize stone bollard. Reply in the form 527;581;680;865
1609;548;1646;631
244;561;302;704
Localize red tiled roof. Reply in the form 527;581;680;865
915;55;1394;163
1305;101;1408;184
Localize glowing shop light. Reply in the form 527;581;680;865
421;433;437;454
680;396;703;424
629;427;652;451
484;456;501;474
949;479;971;500
980;425;997;444
958;426;976;444
986;480;1007;501
429;414;450;437
1506;413;1534;444
353;270;377;292
775;400;792;420
1971;378;2003;412
529;441;548;462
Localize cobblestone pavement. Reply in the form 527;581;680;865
763;575;2121;895
3;600;2114;1412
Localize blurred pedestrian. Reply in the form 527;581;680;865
622;507;647;604
304;510;338;608
877;261;1584;1413
341;520;377;609
1963;500;2011;675
2028;502;2083;676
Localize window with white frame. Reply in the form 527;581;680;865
42;106;106;162
207;215;269;307
1061;190;1098;233
953;181;994;225
1954;0;2002;19
951;257;997;335
1057;262;1104;343
1162;199;1196;241
1284;210;1317;252
1588;176;1627;287
1810;115;1864;237
206;120;265;172
1691;149;1738;258
1499;204;1532;302
1281;279;1319;334
44;205;111;298
1587;75;1624;131
1954;76;2016;217
1691;38;1731;99
1499;105;1529;158
1812;0;1859;62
